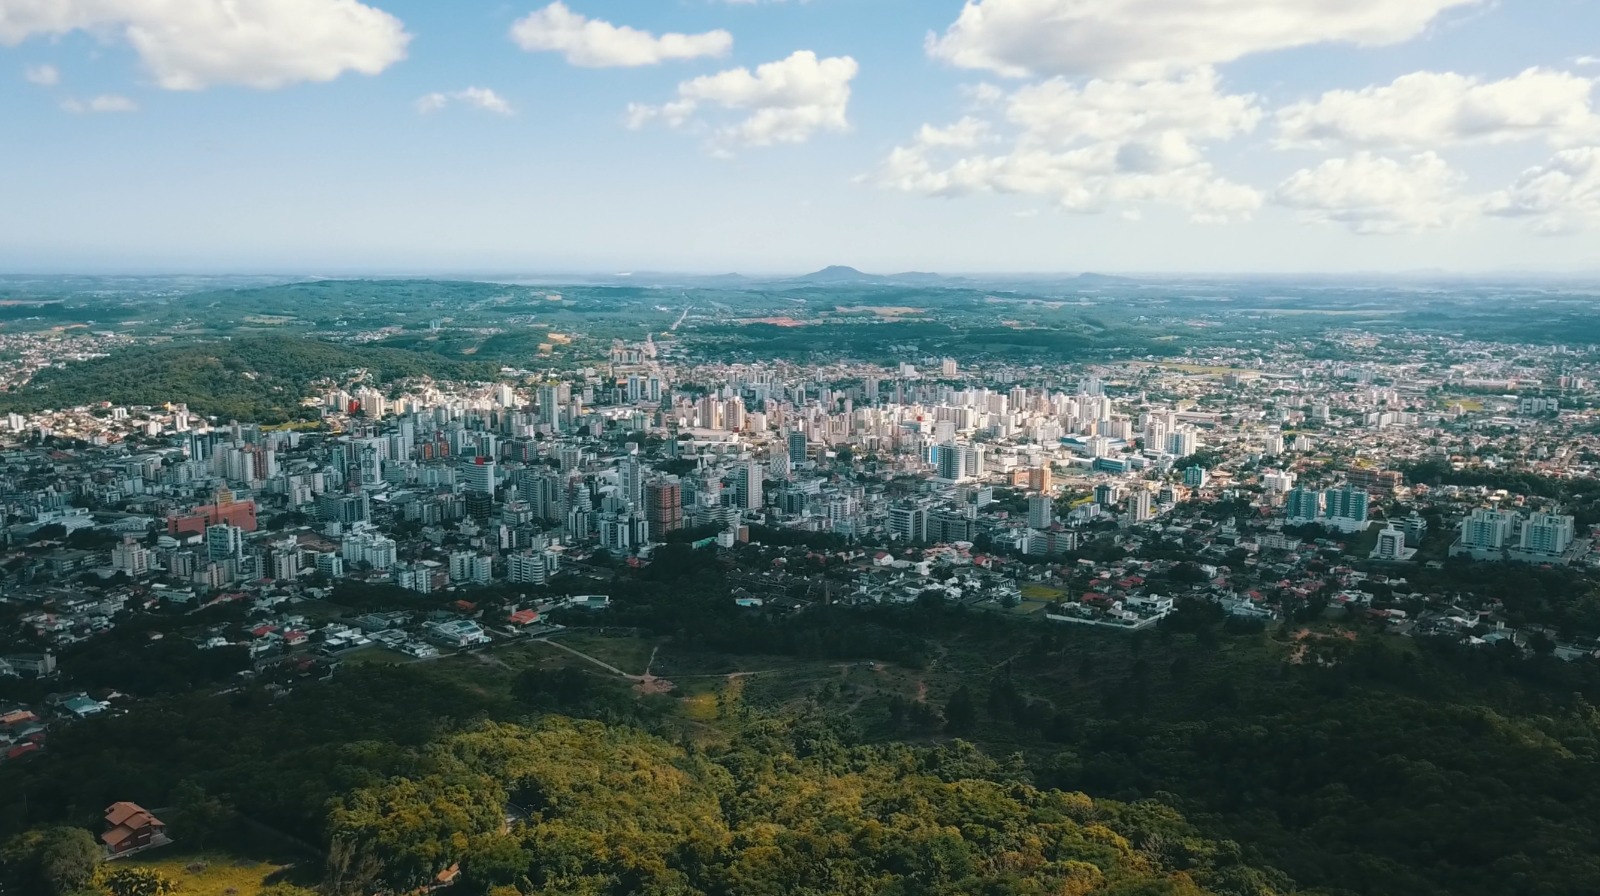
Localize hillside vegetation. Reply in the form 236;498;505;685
326;717;1287;896
0;336;496;421
5;552;1600;896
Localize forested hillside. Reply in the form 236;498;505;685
0;336;496;421
6;549;1600;896
326;718;1288;896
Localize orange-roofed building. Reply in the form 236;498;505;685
102;802;167;854
167;488;257;536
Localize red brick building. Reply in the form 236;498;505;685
167;489;258;536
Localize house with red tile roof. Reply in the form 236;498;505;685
102;802;168;855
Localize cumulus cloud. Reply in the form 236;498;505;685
23;62;57;86
926;0;1478;79
1273;151;1467;234
874;68;1263;222
1485;147;1600;234
416;87;514;116
0;0;410;90
511;2;731;67
61;94;138;113
913;117;994;149
627;50;858;151
1278;68;1600;149
1006;69;1262;145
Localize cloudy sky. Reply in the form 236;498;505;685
2;0;1599;274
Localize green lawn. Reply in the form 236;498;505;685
556;632;662;676
122;851;309;895
1020;583;1066;601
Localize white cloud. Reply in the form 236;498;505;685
510;2;731;67
913;117;993;149
628;50;858;150
1485;147;1600;234
416;87;514;116
23;62;58;86
926;0;1478;79
1578;56;1600;67
0;0;410;90
1006;68;1262;145
61;94;138;113
1278;68;1600;149
1273;151;1466;234
874;68;1263;222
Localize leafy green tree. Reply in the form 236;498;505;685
944;685;978;735
171;780;233;850
1;827;102;896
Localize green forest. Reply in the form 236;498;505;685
0;336;497;422
325;717;1285;896
5;564;1600;896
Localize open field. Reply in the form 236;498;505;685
555;632;662;676
834;306;928;317
123;848;315;895
337;646;415;666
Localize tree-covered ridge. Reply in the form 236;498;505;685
7;587;1600;896
0;336;497;421
327;717;1291;896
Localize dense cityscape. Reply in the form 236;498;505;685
5;297;1600;702
3;274;1600;896
6;0;1600;893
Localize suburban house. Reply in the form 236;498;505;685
102;802;168;855
423;619;491;648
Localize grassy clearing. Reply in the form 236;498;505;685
557;632;660;676
122;850;309;895
680;693;719;722
338;646;414;667
1020;584;1066;601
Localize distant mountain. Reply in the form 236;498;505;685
1072;272;1136;284
793;265;881;283
787;267;958;286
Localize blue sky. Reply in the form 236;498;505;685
2;0;1600;275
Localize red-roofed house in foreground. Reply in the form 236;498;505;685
102;802;169;855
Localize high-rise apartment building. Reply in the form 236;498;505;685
1521;513;1575;556
1285;487;1321;523
733;460;763;510
645;478;683;535
1460;508;1515;551
1027;494;1056;529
